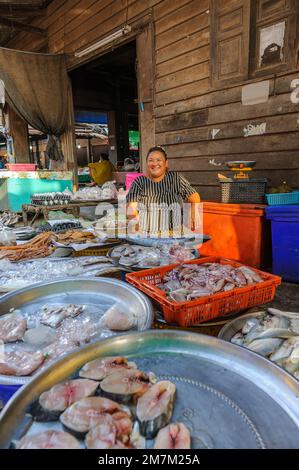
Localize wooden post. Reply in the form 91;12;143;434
7;105;30;163
60;78;78;190
136;24;155;172
108;110;118;165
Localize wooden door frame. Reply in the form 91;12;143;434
136;23;155;172
67;20;155;174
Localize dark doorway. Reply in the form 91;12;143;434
70;40;139;170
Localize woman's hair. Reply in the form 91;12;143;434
146;146;168;160
100;153;109;161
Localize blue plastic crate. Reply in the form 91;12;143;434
266;205;299;283
266;191;299;206
0;384;22;408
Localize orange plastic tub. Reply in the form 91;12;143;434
200;202;271;269
126;257;281;327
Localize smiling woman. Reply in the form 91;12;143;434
126;146;200;235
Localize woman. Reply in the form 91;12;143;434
126;146;200;235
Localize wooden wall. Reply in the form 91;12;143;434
7;0;299;200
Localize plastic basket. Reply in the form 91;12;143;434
126;257;281;327
266;192;299;206
220;180;267;204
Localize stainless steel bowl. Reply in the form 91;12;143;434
0;330;299;449
0;277;154;385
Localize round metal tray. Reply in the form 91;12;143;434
0;331;298;449
0;278;153;385
123;233;211;247
218;311;299;342
107;246;200;271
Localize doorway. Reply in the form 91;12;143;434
69;40;139;172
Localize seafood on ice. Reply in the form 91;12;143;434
159;262;263;302
110;244;196;268
15;356;190;449
40;304;85;328
0;300;138;378
100;305;137;331
0;350;45;376
231;309;299;380
0;312;27;343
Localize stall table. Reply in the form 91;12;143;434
22;199;118;226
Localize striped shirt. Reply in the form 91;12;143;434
126;171;196;234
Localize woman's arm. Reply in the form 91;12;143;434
187;192;201;231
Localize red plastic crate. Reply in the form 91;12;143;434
126;257;281;327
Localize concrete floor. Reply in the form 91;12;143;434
264;282;299;312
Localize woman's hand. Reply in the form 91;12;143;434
187;193;201;231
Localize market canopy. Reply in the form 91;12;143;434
0;47;69;161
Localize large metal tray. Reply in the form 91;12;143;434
0;278;153;385
0;331;298;449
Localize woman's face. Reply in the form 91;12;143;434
147;151;168;179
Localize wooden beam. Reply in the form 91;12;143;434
0;16;46;35
0;1;51;17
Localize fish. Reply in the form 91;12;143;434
246;338;283;357
129;421;146;449
268;308;299;318
244;328;297;344
0;312;27;343
242;317;262;335
161;262;263;302
40;304;84;329
101;305;137;331
15;431;81;449
136;381;176;439
60;396;131;439
282;345;299;374
154;423;191;449
23;326;56;347
79;356;137;381
85;417;126;449
32;379;99;422
243;315;289;343
100;368;151;404
0;350;45;376
231;332;245;346
270;337;299;363
236;266;263;284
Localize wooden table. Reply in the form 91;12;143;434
22;200;118;226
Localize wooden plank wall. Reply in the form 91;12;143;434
7;0;299;200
